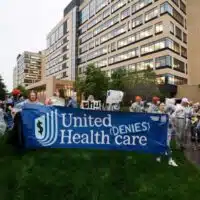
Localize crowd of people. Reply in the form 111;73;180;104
130;96;200;166
0;89;200;167
130;96;200;147
0;89;78;134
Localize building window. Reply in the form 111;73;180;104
80;31;93;44
80;24;87;34
89;41;95;49
160;2;173;15
128;63;136;71
172;0;179;6
160;2;184;26
94;14;119;36
95;59;108;68
175;26;182;40
173;8;184;26
155;56;172;69
181;46;187;58
87;46;108;61
132;0;153;14
96;0;108;13
155;22;163;34
95;38;100;46
156;76;166;85
108;48;139;65
89;0;95;17
165;74;187;85
79;55;87;64
111;42;116;51
80;45;88;54
185;19;187;29
63;20;68;34
136;59;154;71
87;14;102;30
173;58;185;73
118;26;153;49
141;38;166;55
100;24;126;44
183;32;187;43
103;8;110;19
111;0;126;13
57;29;62;41
80;5;89;24
173;41;180;54
121;7;130;20
132;15;143;28
180;0;186;14
170;22;174;34
145;7;159;22
141;38;180;55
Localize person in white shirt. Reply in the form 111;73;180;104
147;97;160;113
46;90;65;107
156;103;178;167
172;98;189;150
129;96;144;113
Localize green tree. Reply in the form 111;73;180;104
16;85;28;98
123;67;161;102
109;68;127;91
75;64;109;101
0;75;7;100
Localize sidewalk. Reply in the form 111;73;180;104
185;144;200;167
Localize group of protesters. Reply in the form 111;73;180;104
1;88;200;167
129;96;200;166
0;89;78;134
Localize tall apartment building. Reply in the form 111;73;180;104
78;0;188;87
187;0;200;85
13;51;43;88
13;66;18;88
45;0;79;81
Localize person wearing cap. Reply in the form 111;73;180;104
129;96;144;113
147;97;160;113
172;97;189;150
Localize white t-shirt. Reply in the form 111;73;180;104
173;104;186;119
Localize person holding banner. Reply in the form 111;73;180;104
156;103;178;167
12;91;43;116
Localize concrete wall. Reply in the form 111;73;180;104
26;76;74;100
176;85;200;102
187;0;200;85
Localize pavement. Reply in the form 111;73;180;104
185;143;200;167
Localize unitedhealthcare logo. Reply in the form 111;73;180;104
34;110;58;147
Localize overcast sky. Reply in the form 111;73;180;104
0;0;71;91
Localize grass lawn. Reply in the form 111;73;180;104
0;138;200;200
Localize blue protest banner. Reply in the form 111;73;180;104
21;104;169;154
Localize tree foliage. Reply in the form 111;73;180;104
76;64;161;103
109;68;127;91
0;75;7;100
75;64;109;101
16;85;28;98
108;66;161;102
123;67;161;101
